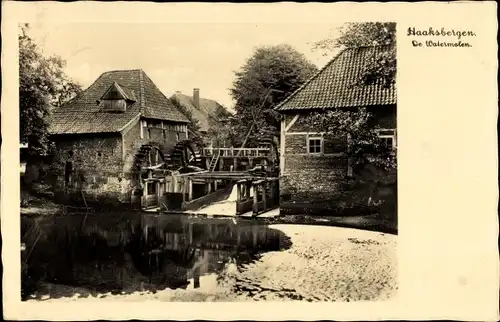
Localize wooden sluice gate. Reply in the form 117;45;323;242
235;177;279;216
155;143;279;215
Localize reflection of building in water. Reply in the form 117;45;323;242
22;213;286;297
139;216;282;290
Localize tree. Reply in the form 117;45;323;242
19;24;82;157
313;22;396;87
230;44;318;147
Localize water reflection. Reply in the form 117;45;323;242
21;213;291;300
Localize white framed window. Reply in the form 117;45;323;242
308;136;323;154
376;129;397;149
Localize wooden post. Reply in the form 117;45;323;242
207;180;212;194
188;177;193;201
172;175;177;193
193;266;200;289
236;182;241;201
233;158;238;171
214;180;218;191
219;158;224;171
246;182;251;199
182;178;186;202
249;158;254;169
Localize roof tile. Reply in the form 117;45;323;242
275;45;396;111
48;69;189;135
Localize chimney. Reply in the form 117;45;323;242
193;88;200;109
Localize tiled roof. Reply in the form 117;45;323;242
100;82;136;101
275;45;396;112
170;93;232;133
48;69;189;135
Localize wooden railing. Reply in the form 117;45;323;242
203;147;271;157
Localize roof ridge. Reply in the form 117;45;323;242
274;47;349;111
102;68;145;74
138;69;146;112
344;44;393;49
173;92;220;104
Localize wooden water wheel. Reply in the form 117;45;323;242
166;140;205;172
133;142;167;186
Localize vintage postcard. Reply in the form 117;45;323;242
1;1;498;321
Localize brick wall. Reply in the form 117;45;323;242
281;155;348;201
280;105;397;215
284;135;307;154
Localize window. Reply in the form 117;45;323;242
376;129;396;149
308;137;323;154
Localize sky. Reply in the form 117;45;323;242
27;22;343;110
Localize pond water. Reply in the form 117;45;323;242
21;213;291;300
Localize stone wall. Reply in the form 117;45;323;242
48;118;190;208
48;133;129;206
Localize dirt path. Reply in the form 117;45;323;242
222;225;397;301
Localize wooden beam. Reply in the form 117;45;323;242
188;177;193;201
142;162;165;170
182;178;187;202
284;114;299;132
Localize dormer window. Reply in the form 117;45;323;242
100;82;136;113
